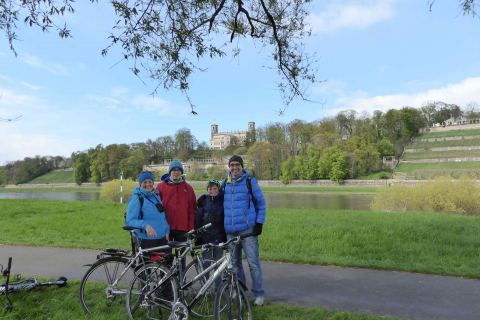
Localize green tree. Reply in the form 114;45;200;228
318;145;348;181
0;168;6;185
73;153;90;185
246;141;274;180
279;157;295;184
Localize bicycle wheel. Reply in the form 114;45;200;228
126;263;177;320
214;281;252;320
183;258;217;317
79;256;134;316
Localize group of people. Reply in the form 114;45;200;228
125;155;267;306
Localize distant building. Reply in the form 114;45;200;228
209;122;255;150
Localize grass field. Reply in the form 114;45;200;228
419;128;480;139
395;161;480;172
409;137;480;149
403;149;480;160
27;170;75;184
0;187;101;193
0;281;396;320
1;200;480;278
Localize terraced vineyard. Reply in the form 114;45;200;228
395;126;480;179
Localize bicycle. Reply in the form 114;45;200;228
79;223;214;317
1;257;67;312
126;234;253;320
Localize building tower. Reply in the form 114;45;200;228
248;121;255;132
211;124;219;139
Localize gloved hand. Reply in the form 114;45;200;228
253;223;263;236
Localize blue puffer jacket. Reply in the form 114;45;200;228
126;187;170;240
223;170;266;234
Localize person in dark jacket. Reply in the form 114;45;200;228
223;155;266;306
195;179;226;262
126;171;169;249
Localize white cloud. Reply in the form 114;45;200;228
0;126;82;164
0;88;38;119
308;1;396;34
330;77;480;115
20;52;68;76
131;95;172;115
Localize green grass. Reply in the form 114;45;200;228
0;187;101;193
403;149;480;160
409;138;480;149
0;281;396;320
261;186;380;193
27;170;74;184
1;200;480;278
395;161;480;172
356;171;391;180
419;128;480;139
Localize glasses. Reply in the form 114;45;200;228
229;162;242;167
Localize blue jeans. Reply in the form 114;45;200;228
227;229;264;297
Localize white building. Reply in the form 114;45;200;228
209;122;255;150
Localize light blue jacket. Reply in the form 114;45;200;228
223;170;266;234
126;187;170;240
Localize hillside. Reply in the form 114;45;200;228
27;169;75;184
395;126;480;179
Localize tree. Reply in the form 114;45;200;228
73;153;90;185
174;128;197;161
279;157;295;184
0;167;6;185
246;141;274;180
1;0;315;111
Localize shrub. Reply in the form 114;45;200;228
100;179;137;203
371;177;480;215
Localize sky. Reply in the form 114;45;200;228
1;0;480;164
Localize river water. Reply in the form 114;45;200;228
0;191;374;210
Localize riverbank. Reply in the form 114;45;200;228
1;199;479;278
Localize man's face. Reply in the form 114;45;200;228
140;179;154;191
171;168;182;180
229;161;242;178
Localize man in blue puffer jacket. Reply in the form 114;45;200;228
126;171;170;249
223;155;266;306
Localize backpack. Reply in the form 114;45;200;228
123;194;145;221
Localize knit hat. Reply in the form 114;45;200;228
138;171;155;185
168;160;184;174
228;155;244;167
206;179;221;190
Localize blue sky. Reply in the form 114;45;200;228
1;0;480;164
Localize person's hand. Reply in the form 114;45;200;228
253;223;263;236
145;225;157;238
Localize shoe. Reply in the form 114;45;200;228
254;296;264;306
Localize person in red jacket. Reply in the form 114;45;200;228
156;160;196;243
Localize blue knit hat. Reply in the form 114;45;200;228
138;171;155;185
168;160;184;174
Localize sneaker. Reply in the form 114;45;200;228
254;296;264;306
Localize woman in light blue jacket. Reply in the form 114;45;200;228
126;171;169;249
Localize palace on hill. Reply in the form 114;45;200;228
209;122;255;150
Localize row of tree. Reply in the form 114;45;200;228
2;101;479;185
0;156;71;185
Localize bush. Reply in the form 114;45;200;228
371;177;480;215
100;179;137;203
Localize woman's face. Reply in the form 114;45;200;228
141;179;154;191
208;185;219;196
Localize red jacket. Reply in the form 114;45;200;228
157;181;196;231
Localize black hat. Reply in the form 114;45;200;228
228;155;244;167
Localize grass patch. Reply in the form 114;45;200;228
409;138;480;149
27;170;74;184
0;187;101;193
356;171;391;180
395;161;480;172
403;149;480;160
1;200;480;278
261;186;380;193
0;281;396;320
419;128;480;139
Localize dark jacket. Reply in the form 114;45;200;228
195;193;227;244
223;170;266;234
